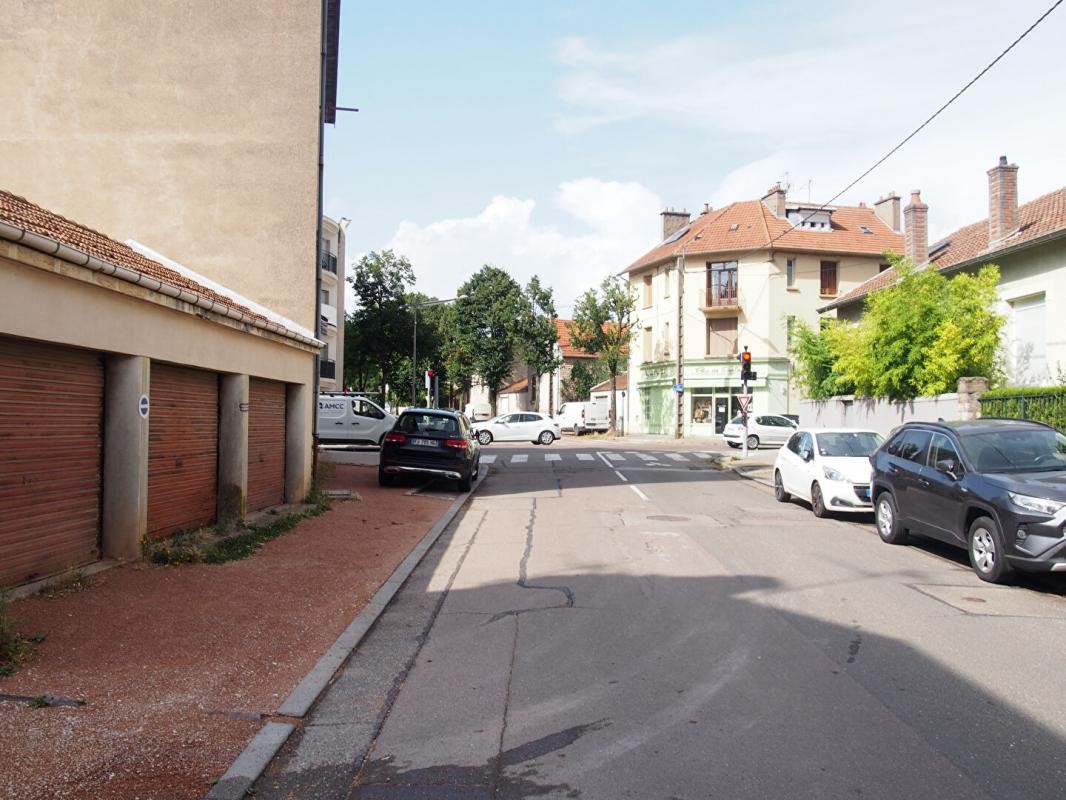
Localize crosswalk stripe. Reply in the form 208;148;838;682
636;453;657;461
666;453;688;462
545;453;561;461
693;452;712;459
605;453;625;461
511;454;528;463
576;453;594;461
481;455;497;464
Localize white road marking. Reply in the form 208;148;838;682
545;453;561;461
666;453;688;462
605;453;625;461
481;455;497;464
635;453;657;461
629;484;650;501
693;452;712;459
576;453;594;461
511;454;528;463
614;470;628;482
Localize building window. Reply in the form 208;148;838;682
706;261;738;306
642;326;653;361
786;315;796;351
786;258;795;287
663;321;671;358
820;261;838;296
664;265;672;298
707;317;738;357
1010;293;1047;384
879;263;890;273
643;274;653;307
321;288;329;305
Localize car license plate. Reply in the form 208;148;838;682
410;438;437;447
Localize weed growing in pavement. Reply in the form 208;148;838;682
144;495;331;567
0;589;36;677
40;567;91;598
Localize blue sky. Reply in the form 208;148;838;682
325;0;1066;313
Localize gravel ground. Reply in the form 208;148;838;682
0;463;453;800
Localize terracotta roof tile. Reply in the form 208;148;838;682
500;377;529;394
591;373;628;392
825;185;1066;312
627;199;904;273
555;318;597;358
0;189;266;323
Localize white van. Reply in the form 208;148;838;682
463;402;492;422
317;394;396;445
554;400;610;434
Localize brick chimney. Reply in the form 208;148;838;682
761;183;786;218
987;155;1019;243
874;192;901;232
903;190;928;264
660;208;690;241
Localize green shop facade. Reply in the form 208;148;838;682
636;356;791;437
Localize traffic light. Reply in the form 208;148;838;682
739;348;756;382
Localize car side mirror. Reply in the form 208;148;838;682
935;459;961;479
799;448;813;462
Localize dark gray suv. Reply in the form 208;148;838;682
870;419;1066;583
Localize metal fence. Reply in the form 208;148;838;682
979;392;1066;431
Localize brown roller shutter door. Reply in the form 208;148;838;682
0;337;103;586
147;364;218;539
247;379;286;512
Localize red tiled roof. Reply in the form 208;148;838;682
627;199;903;273
500;377;529;394
591;373;628;392
824;186;1066;312
0;188;266;323
555;318;597;358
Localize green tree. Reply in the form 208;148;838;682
347;250;416;401
568;275;635;432
790;254;1003;401
561;359;609;403
519;276;562;414
453;265;529;415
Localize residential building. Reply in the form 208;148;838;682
823;157;1066;386
535;319;601;416
319;216;349;390
0;190;319;587
626;189;904;438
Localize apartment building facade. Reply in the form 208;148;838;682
626;187;904;438
319;216;349;389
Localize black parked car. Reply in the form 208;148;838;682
378;408;481;491
870;419;1066;583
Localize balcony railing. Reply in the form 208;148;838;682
319;359;336;380
319;251;338;274
704;276;739;308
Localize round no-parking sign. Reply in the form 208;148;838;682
139;394;150;419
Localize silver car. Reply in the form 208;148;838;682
723;414;798;449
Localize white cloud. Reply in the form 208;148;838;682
377;179;663;312
554;0;1066;241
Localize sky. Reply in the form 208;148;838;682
324;0;1066;317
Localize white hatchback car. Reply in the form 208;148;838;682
773;428;885;517
472;412;561;446
723;414;798;449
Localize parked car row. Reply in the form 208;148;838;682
773;418;1066;584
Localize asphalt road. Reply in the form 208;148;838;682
256;441;1066;799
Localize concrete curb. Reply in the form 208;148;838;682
729;464;775;489
204;473;484;800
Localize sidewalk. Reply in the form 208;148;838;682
0;461;457;800
720;448;777;488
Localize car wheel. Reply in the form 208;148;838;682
875;492;907;544
746;434;759;450
377;432;386;447
811;482;828;518
457;470;472;492
477;430;493;446
727;442;740;449
774;471;791;503
539;430;555;445
378;468;393;487
968;516;1014;584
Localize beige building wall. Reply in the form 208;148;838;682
0;0;322;331
320;216;348;390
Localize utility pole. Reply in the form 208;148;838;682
675;253;685;439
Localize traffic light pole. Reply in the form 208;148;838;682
741;370;749;459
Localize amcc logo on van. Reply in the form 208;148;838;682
319;400;347;412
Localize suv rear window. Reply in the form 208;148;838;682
397;413;459;435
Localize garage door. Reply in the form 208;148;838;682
147;364;218;539
0;337;103;586
247;378;286;512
